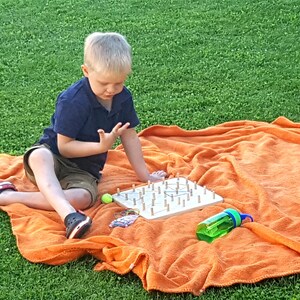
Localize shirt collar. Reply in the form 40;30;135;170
83;77;131;114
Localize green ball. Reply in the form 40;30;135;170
101;193;113;204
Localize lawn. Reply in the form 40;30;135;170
0;0;299;299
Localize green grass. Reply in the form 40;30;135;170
0;0;300;299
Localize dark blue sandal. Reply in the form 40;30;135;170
64;211;92;239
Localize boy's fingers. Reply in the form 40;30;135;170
112;122;122;131
122;122;131;129
112;122;130;136
98;129;105;137
111;122;122;136
151;170;168;178
118;122;131;133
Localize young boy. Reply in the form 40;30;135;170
0;32;167;239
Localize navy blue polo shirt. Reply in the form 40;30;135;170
39;77;140;178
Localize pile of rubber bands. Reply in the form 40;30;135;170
109;208;140;228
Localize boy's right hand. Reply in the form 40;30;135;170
98;122;130;151
149;170;168;182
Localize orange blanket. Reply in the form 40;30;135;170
1;116;300;295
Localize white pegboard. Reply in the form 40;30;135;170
112;177;223;220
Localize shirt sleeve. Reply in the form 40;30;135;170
53;96;90;139
120;97;140;128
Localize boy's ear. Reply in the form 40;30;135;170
81;65;89;77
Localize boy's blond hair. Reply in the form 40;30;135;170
84;32;132;75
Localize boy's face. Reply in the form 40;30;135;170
82;65;128;101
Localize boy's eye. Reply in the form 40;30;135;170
99;82;122;87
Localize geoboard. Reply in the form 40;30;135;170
112;177;223;220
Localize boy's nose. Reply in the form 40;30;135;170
107;86;116;94
107;90;114;94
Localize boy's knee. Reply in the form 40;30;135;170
28;148;53;166
71;189;93;210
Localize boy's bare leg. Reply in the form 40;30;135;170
0;148;92;221
0;189;91;214
28;148;77;220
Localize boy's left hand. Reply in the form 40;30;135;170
98;122;130;151
149;170;168;182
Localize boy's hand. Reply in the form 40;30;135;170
149;170;168;182
98;122;130;151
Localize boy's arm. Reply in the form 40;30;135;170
120;128;167;182
57;122;130;158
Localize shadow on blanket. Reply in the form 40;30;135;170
1;116;300;295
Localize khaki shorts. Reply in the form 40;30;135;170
23;144;100;207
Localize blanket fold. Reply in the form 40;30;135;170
1;116;300;295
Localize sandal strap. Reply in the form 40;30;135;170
0;182;17;193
